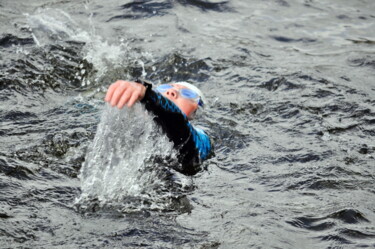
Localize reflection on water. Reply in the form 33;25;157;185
0;0;374;248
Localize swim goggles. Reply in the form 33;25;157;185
155;84;204;108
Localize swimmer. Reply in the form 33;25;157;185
105;79;213;175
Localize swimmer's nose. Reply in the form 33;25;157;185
165;89;178;99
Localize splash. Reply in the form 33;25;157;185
26;8;85;46
25;8;192;212
77;104;182;211
26;8;133;86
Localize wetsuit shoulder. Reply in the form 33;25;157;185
138;80;212;174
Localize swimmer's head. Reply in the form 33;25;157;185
155;82;205;119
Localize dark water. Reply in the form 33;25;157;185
1;0;375;248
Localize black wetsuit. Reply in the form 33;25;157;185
138;80;213;175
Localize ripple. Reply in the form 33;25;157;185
276;153;321;164
109;1;173;21
0;34;34;48
147;53;212;83
348;56;375;69
288;209;369;231
1;110;38;121
1;42;91;94
339;228;375;239
108;0;231;21
287;218;335;231
0;156;35;180
177;0;232;12
270;35;317;43
318;234;353;244
259;77;302;91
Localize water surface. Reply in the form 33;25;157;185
1;0;375;248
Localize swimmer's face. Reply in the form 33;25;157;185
161;84;199;119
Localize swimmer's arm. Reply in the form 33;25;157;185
104;79;190;143
104;80;213;166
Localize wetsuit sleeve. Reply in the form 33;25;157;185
138;80;213;175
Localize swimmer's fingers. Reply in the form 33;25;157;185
105;81;121;103
105;80;146;108
109;81;128;107
127;91;140;107
117;88;132;109
127;83;146;107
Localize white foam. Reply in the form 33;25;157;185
77;104;177;209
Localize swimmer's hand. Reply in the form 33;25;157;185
105;80;146;109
